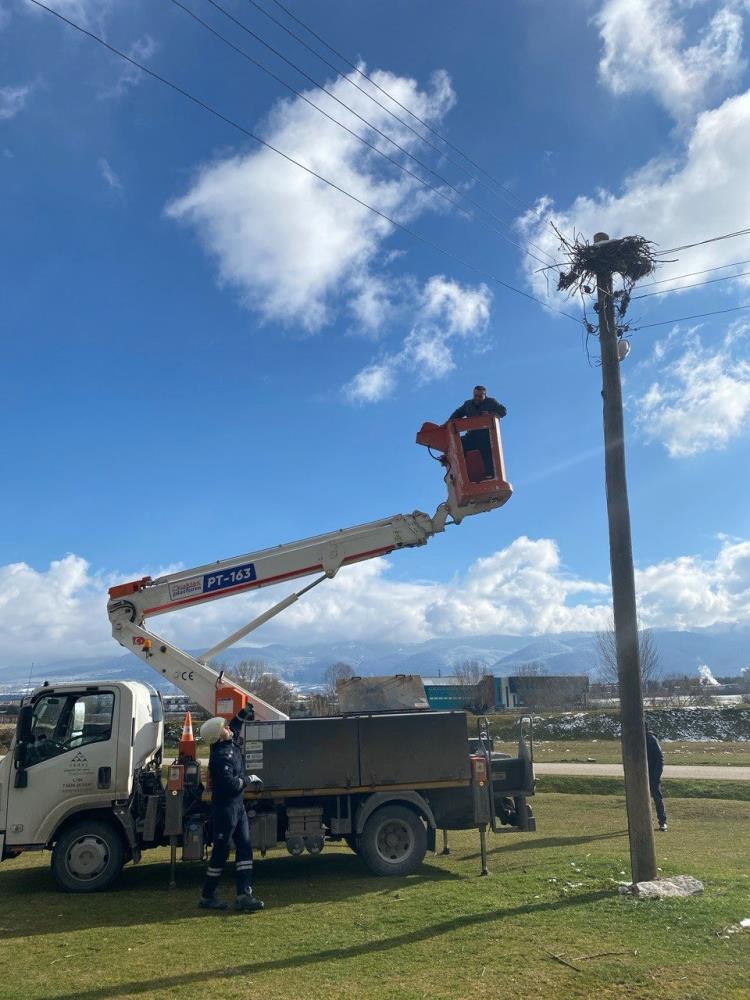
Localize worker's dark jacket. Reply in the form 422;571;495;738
449;397;507;420
645;731;664;780
208;719;247;808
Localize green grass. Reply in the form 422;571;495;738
494;739;750;767
536;775;750;801
0;793;748;1000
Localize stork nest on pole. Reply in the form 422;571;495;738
556;233;657;296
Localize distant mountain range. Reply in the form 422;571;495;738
1;625;748;694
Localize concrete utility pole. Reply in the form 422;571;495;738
594;232;657;884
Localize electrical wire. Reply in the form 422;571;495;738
630;303;750;332
166;0;549;267
636;258;750;288
28;0;583;325
198;0;555;266
657;227;750;255
632;268;750;300
256;0;548;226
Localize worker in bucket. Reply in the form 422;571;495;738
199;707;265;912
645;723;668;832
448;385;507;478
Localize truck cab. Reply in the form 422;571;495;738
0;681;162;886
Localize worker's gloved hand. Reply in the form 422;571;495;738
237;703;255;723
244;774;263;792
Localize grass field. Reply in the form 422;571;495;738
494;739;750;767
0;790;748;1000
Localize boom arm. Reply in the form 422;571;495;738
107;416;512;721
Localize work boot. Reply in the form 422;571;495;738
235;893;264;912
199;896;228;910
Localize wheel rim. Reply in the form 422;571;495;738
374;818;414;865
66;835;110;880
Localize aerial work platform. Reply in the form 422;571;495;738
416;414;512;511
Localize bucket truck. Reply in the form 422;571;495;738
0;416;536;892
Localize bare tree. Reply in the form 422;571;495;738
453;659;492;714
595;623;661;694
323;661;355;698
220;658;296;715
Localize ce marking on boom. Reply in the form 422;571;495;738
180;671;195;681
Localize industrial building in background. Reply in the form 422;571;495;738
422;674;590;712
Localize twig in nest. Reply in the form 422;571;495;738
554;232;657;324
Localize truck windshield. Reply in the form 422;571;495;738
24;691;115;765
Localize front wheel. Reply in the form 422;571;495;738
358;805;427;877
51;819;126;892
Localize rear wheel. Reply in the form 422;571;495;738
51;819;126;893
358;805;427;877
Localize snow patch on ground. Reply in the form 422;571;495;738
524;707;750;741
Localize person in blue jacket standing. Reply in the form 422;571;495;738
199;707;264;911
645;723;668;831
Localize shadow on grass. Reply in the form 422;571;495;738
0;851;460;939
43;889;612;1000
461;829;628;862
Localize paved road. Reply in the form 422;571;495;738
534;762;750;781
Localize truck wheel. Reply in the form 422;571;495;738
358;805;427;877
51;820;126;893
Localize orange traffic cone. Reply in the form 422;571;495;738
178;710;197;760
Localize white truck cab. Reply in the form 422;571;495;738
0;681;162;888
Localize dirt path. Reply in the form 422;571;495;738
534;762;750;780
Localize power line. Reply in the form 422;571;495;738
29;0;583;326
201;0;555;266
632;268;750;300
636;257;750;288
658;227;750;255
630;303;750;332
257;0;546;225
166;0;549;267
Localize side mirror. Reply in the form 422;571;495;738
17;704;33;743
14;705;34;772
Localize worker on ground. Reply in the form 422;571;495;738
645;723;667;832
199;707;264;912
448;385;507;479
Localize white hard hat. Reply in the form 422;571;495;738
200;716;228;744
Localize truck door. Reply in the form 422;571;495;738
5;688;120;848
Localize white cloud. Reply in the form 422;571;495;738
166;67;456;332
97;156;122;190
345;276;492;403
0;82;32;120
24;0;112;29
8;534;750;666
596;0;745;121
519;87;750;303
633;322;750;455
345;359;398;404
635;537;750;626
99;34;158;99
422;537;612;636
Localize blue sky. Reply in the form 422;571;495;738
2;0;750;666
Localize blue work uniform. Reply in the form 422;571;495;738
202;715;255;899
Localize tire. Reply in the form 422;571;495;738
358;804;427;877
51;819;126;893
